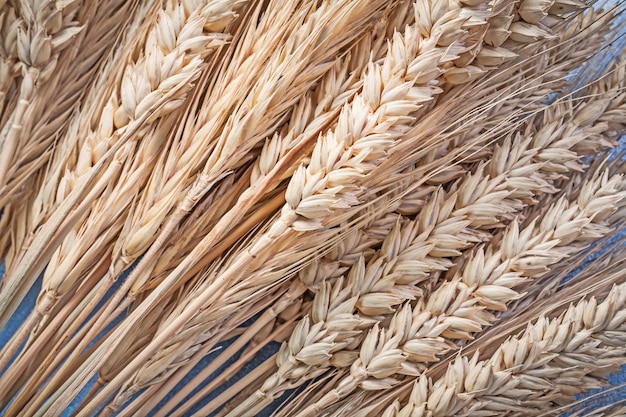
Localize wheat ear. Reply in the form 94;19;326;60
0;0;83;187
380;282;626;417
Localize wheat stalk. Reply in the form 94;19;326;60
92;278;280;416
126;284;303;417
0;118;178;415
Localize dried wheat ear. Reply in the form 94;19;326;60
0;0;624;416
377;280;626;417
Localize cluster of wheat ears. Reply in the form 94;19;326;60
0;0;625;416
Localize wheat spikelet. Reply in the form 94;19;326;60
403;169;623;346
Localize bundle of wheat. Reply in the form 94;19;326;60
0;0;624;416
